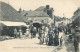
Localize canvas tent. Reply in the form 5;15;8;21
0;21;27;26
0;21;27;36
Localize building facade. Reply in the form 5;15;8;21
19;5;54;27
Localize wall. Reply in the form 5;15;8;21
25;17;51;24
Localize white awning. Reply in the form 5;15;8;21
0;21;27;26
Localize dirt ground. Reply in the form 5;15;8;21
0;33;77;52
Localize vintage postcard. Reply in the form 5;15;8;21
0;0;80;52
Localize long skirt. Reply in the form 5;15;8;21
54;38;59;46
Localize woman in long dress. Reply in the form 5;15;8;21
48;29;54;46
54;28;59;46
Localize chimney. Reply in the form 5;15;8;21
51;8;54;11
23;10;25;11
19;8;22;13
46;5;49;9
30;10;32;11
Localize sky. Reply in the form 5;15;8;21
1;0;80;18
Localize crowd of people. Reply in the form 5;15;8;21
13;24;37;39
14;23;80;47
12;22;80;52
13;22;67;48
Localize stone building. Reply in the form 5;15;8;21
19;5;54;27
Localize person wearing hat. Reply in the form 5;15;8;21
48;28;54;46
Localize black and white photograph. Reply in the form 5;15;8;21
0;0;80;52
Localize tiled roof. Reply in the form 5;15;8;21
20;11;49;17
35;6;46;11
0;1;23;22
